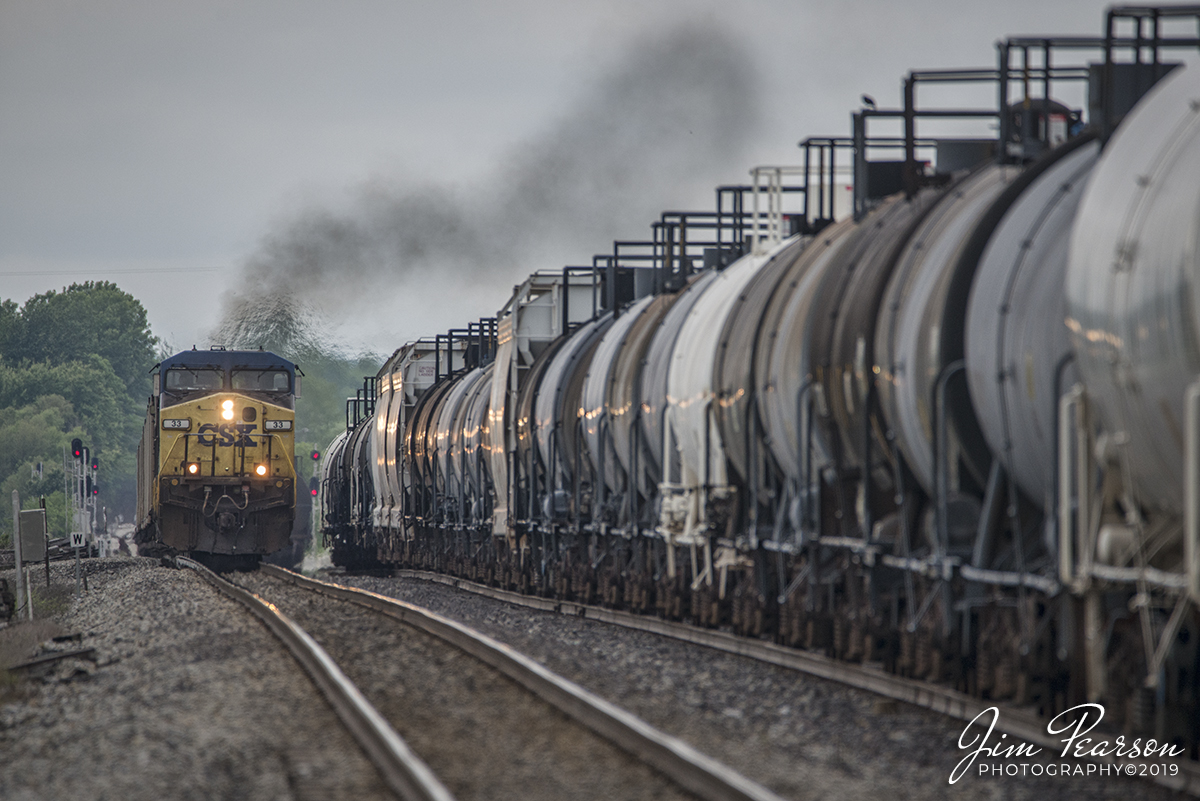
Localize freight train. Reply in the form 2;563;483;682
321;6;1200;753
135;348;300;570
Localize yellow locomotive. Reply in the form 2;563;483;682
135;347;299;569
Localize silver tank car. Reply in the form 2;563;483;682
1067;64;1200;516
966;136;1100;509
316;6;1200;756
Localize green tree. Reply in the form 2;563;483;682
0;357;131;453
0;298;17;354
294;348;381;456
6;281;155;400
0;397;78;544
0;283;157;524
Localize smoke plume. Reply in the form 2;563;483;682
212;23;762;355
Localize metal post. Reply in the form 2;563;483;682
563;267;573;331
12;490;26;619
817;146;826;222
852;112;866;221
1059;385;1084;586
903;76;916;198
1186;379;1200;604
934;360;966;558
997;42;1010;161
42;496;49;586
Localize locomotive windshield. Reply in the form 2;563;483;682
232;369;291;393
158;349;298;409
165;368;224;392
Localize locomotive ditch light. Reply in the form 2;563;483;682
186;462;200;475
254;463;268;476
221;399;235;420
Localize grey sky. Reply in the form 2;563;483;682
1;0;1136;353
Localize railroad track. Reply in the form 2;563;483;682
175;557;453;801
383;567;1200;798
239;563;785;801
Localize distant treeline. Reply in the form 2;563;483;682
0;282;154;542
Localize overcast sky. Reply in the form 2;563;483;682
0;0;1151;355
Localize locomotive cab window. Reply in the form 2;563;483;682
232;368;294;408
161;368;227;407
232;369;291;393
165;368;224;391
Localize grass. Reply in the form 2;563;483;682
0;576;73;703
29;582;73;618
0;619;65;667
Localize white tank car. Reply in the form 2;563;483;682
658;245;776;542
1067;64;1200;517
966;137;1100;510
369;357;396;531
488;272;599;538
457;363;495;527
637;270;719;491
433;365;485;525
532;315;613;515
875;164;1021;501
580;294;657;512
755;220;857;507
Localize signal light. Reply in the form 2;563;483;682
309;477;318;496
92;484;99;496
91;457;99;471
71;438;83;459
311;450;320;461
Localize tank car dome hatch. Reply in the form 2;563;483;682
1003;97;1083;162
1066;63;1200;516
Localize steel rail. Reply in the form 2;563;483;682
388;568;1200;797
175;557;453;801
261;563;786;801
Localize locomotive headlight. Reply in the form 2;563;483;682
161;418;191;430
186;462;200;475
254;464;268;477
264;419;292;431
221;399;235;420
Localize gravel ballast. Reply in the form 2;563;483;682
336;572;1183;801
236;570;701;801
1;558;391;801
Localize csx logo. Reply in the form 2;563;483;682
197;423;257;447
